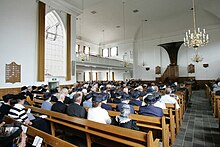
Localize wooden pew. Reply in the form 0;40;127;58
165;103;180;134
3;116;75;147
213;94;220;118
24;105;160;147
106;110;170;147
108;102;179;144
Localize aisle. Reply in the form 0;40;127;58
174;90;220;147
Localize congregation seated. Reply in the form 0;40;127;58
41;92;52;110
51;93;67;113
8;93;50;133
159;87;180;109
111;104;139;130
139;93;163;117
0;94;13;122
87;94;111;124
66;92;87;118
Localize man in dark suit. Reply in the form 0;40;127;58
51;93;67;113
66;92;87;118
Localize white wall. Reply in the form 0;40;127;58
0;0;79;88
133;24;220;80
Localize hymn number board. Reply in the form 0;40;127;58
5;62;21;83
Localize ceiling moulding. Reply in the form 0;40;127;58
40;0;82;17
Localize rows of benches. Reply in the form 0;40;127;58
205;84;220;130
24;105;159;147
23;86;191;147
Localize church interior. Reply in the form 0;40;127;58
0;0;220;146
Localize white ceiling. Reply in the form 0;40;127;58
74;0;220;45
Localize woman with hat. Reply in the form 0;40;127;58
139;93;163;117
87;94;111;124
111;104;139;130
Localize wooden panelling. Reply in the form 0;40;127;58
0;87;21;99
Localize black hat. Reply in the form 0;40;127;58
132;91;141;99
32;85;37;90
153;92;161;100
13;93;26;100
43;92;52;100
92;94;103;102
2;94;14;102
144;93;157;105
21;86;27;91
84;93;94;100
121;93;130;101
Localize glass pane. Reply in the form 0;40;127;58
84;46;90;54
75;44;79;53
102;48;109;57
45;10;65;77
111;47;118;56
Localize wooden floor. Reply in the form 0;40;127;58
174;90;220;147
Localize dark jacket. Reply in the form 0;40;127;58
111;117;139;130
139;105;163;117
0;103;12;122
66;103;87;118
129;100;142;106
51;101;67;114
101;103;113;111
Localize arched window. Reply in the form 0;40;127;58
45;10;66;77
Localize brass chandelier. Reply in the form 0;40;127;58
184;0;209;49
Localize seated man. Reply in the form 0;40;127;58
66;92;87;118
51;93;67;113
159;87;180;109
139;93;163;117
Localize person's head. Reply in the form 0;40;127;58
132;90;141;100
165;87;172;94
123;87;129;94
101;93;109;104
2;94;14;103
121;93;130;103
73;92;83;104
61;88;68;96
10;93;26;106
43;92;52;101
92;94;103;107
143;93;157;105
120;104;131;118
57;93;65;102
27;86;32;92
21;86;27;92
